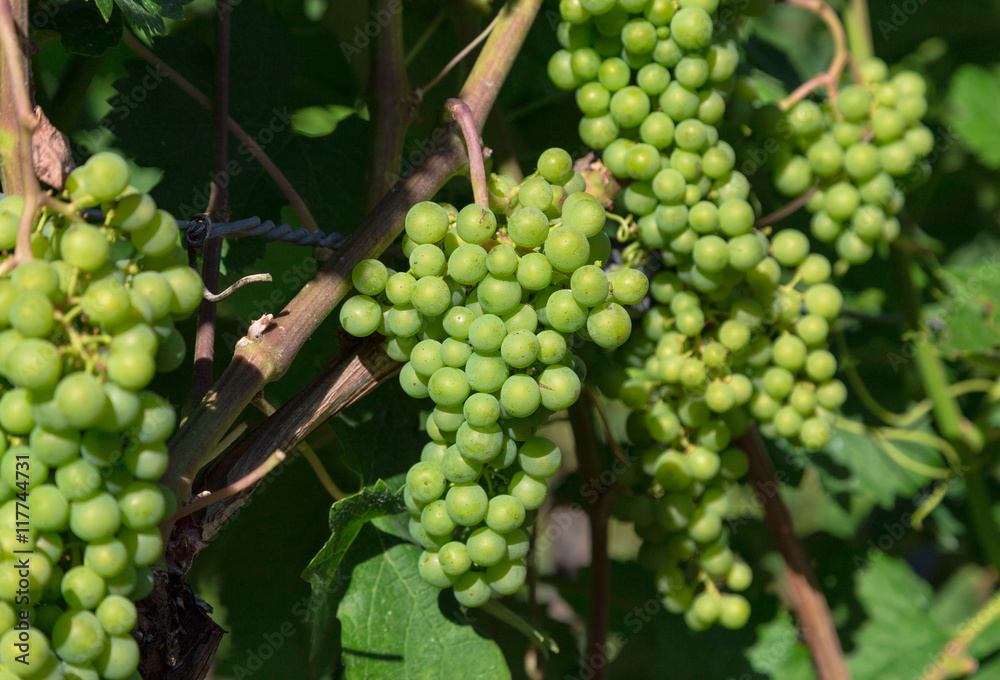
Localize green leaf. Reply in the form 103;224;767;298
95;0;114;21
747;610;817;680
302;480;405;650
819;421;943;508
46;0;123;57
114;0;192;36
303;481;404;594
847;557;949;680
781;467;874;538
948;65;1000;169
923;235;1000;358
337;542;510;680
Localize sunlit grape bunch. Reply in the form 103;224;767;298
0;151;201;679
548;0;855;632
340;148;649;605
769;60;933;266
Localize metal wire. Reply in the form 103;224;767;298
178;215;346;250
77;208;347;250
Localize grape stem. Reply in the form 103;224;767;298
916;587;1000;680
189;0;233;406
776;0;855;111
418;10;502;100
121;32;319;233
201;272;274;302
0;0;39;275
843;0;874;65
447;98;490;208
754;184;819;228
736;427;852;680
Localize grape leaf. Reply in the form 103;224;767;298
922;235;1000;358
948;65;1000;169
747;611;817;680
44;0;123;57
337;542;510;680
95;0;114;21
847;557;949;679
816;421;944;508
301;481;406;663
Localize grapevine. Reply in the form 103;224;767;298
0;0;994;678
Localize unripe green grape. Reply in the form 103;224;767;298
587;302;632;349
548;49;580;90
570;47;601;81
469;314;506;352
12;258;58;295
441;445;481;484
805;349;838;382
718;594;751;629
579;114;620;149
404;201;449;245
774;406;804;438
688;507;723;543
83;537;129;578
418;550;456;589
131;210;179;258
485;560;527;596
773;156;813;196
466;527;507;567
93;595;137;637
805;283;843;319
7;338;61;390
670;6;713;49
61;228;112;278
117;481;166;529
409;244;446;278
771;229;810;267
1;445;46;491
83;278;131;328
537;364;582;410
409;340;443;376
411;277;451;316
500;330;540;369
509;471;547;510
502;303;538;334
464;393;500;428
0;627;50;675
465;351;509;393
106;347;156;390
787;100;824;137
535;330;567;365
407;461;446;503
388;306;423;338
27;485;68;531
93;634;140;680
8;290;53;338
445;482;489;526
456;421;504;462
421;499;458;537
350;259;388;296
455;204;497;245
340;295;382;338
61;565;107;610
675;307;705;337
441;338;472;366
453;571;491;607
625;143;663;181
477;274;522;315
161;264;203;317
545;289;588;333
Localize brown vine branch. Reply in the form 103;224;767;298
250;395;345;501
366;0;414;210
737;427;851;680
167;336;399;571
190;0;233;404
778;0;852;111
0;0;38;274
121;32;319;232
447;98;488;207
568;396;617;680
162;0;543;507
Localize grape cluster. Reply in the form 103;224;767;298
0;151;202;679
340;149;649;606
769;61;933;266
549;0;854;631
